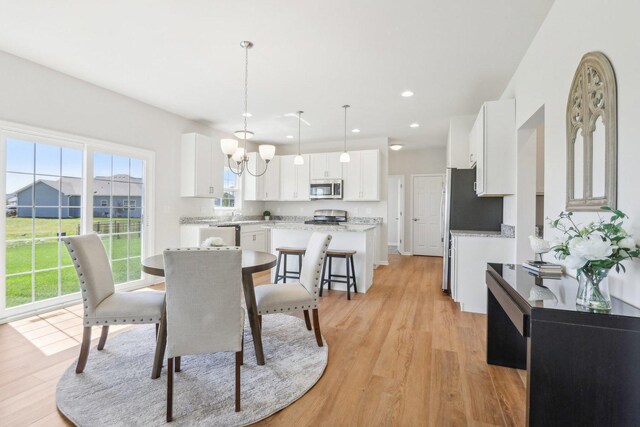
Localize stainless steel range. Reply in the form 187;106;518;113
304;209;348;225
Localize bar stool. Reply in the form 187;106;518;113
274;247;306;283
320;250;358;300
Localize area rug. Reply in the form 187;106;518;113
56;314;328;426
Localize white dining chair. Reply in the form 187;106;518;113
163;247;244;421
63;233;165;374
253;232;331;347
198;226;236;246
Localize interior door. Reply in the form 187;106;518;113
412;175;444;256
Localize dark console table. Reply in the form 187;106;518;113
486;263;640;427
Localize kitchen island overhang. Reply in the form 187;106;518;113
264;223;377;294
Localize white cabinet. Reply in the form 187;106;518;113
343;149;380;201
447;115;475;169
244;154;280;201
280;154;310;201
240;224;267;252
450;234;514;314
263;156;280;201
468;99;516;197
468;112;482;168
310;152;342;180
180;133;224;198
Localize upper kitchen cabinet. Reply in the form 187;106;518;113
343;149;380;201
180;133;224;198
447;115;475;169
280;154;310;201
310;152;342;180
263;155;281;201
468;99;516;197
244;153;280;201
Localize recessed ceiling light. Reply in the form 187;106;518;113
352;128;361;133
401;91;414;97
286;135;294;139
389;144;403;151
242;112;253;117
409;123;420;128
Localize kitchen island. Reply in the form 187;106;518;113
265;223;377;293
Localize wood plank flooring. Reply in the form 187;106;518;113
0;254;526;426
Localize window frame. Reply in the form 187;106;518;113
0;120;156;321
214;166;241;210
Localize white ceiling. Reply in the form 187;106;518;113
0;0;554;147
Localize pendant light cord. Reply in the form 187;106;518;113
243;45;249;152
298;111;302;155
343;105;348;152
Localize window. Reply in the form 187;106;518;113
214;167;240;208
1;125;153;318
4;138;83;308
92;153;144;285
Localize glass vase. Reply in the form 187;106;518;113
576;266;612;311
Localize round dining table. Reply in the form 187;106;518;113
142;250;277;377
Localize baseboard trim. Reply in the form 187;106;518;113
377;261;389;266
400;251;413;256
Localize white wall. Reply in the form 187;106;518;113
388;146;446;253
387;175;401;246
0;50;233;252
501;0;640;306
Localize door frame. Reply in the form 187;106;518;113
410;173;444;256
387;175;405;254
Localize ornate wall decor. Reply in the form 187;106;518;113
566;52;617;211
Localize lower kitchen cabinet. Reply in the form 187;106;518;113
450;234;513;314
240;224;268;252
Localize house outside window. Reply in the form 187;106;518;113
214;167;240;208
1;125;153;320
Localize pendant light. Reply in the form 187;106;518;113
220;41;275;177
340;105;351;163
294;110;305;165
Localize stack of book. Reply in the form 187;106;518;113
523;261;563;277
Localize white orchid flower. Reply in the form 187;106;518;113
565;254;588;269
569;236;614;261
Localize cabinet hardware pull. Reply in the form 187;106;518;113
473;182;477;191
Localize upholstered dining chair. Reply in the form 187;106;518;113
254;232;331;347
63;234;165;374
163;247;245;421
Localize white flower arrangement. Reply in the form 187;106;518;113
201;237;226;248
548;207;640;273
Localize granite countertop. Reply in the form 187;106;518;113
264;223;377;232
450;229;514;238
180;215;383;227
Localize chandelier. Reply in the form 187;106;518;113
220;41;275;176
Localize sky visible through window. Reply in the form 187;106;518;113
6;139;143;201
6;138;83;198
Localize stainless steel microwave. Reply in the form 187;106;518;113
310;179;343;199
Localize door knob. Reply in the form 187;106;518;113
413;218;418;221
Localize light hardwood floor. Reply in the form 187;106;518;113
0;254;526;426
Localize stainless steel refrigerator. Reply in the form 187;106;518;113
441;168;503;292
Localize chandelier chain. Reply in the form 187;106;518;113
243;44;249;145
